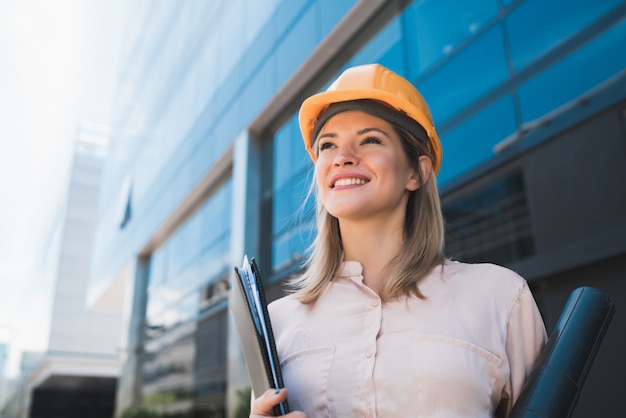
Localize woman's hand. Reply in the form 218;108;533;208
250;388;306;417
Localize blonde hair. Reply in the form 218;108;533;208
289;124;446;304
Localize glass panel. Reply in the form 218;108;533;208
349;15;403;68
438;95;517;184
320;0;359;35
506;0;623;71
273;118;310;191
272;115;315;271
147;179;232;325
149;249;166;286
403;0;498;77
417;26;509;125
272;223;316;271
273;170;312;236
275;2;318;86
518;17;626;123
192;309;228;413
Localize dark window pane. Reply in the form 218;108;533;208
443;170;535;265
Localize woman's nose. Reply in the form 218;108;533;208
333;147;357;166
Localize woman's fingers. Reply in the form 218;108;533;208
250;388;306;417
251;388;286;415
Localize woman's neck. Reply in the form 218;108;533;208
339;217;404;291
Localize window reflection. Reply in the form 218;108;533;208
145;183;232;340
272;116;315;272
350;15;403;69
147;236;231;332
506;0;622;71
438;95;517;185
273;170;313;236
273;118;310;191
403;0;498;76
417;26;509;125
518;17;626;123
143;178;232;417
273;222;316;272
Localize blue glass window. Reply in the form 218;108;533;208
349;15;404;69
403;0;498;77
417;26;509;125
275;2;318;86
147;180;232;327
506;0;623;71
438;95;517;185
272;116;315;270
149;248;167;286
273;117;310;191
518;17;626;123
272;222;316;271
319;0;358;36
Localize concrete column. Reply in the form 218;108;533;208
226;130;262;417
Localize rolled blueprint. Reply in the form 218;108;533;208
510;286;614;418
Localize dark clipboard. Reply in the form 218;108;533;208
230;255;289;415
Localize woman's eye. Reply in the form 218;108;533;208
362;136;382;145
319;141;335;151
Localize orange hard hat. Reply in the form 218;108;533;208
298;63;442;173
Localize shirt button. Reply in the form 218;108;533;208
365;349;374;358
371;299;380;307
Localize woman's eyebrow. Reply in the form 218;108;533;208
317;126;389;142
317;132;337;141
357;127;390;137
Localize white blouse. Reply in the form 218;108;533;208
268;260;547;418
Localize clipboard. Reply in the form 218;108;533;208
230;255;289;415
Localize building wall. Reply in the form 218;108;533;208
0;127;121;418
48;133;121;356
522;98;626;417
93;0;626;416
442;91;626;418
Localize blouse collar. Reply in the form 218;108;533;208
335;260;365;285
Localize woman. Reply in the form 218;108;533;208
252;64;547;417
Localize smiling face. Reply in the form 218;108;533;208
314;109;421;223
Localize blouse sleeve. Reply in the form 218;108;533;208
499;281;548;416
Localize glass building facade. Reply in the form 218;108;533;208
90;1;626;417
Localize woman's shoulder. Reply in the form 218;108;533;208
445;259;524;280
441;259;529;296
435;260;537;328
268;293;311;334
268;293;303;315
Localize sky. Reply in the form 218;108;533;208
0;0;127;378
